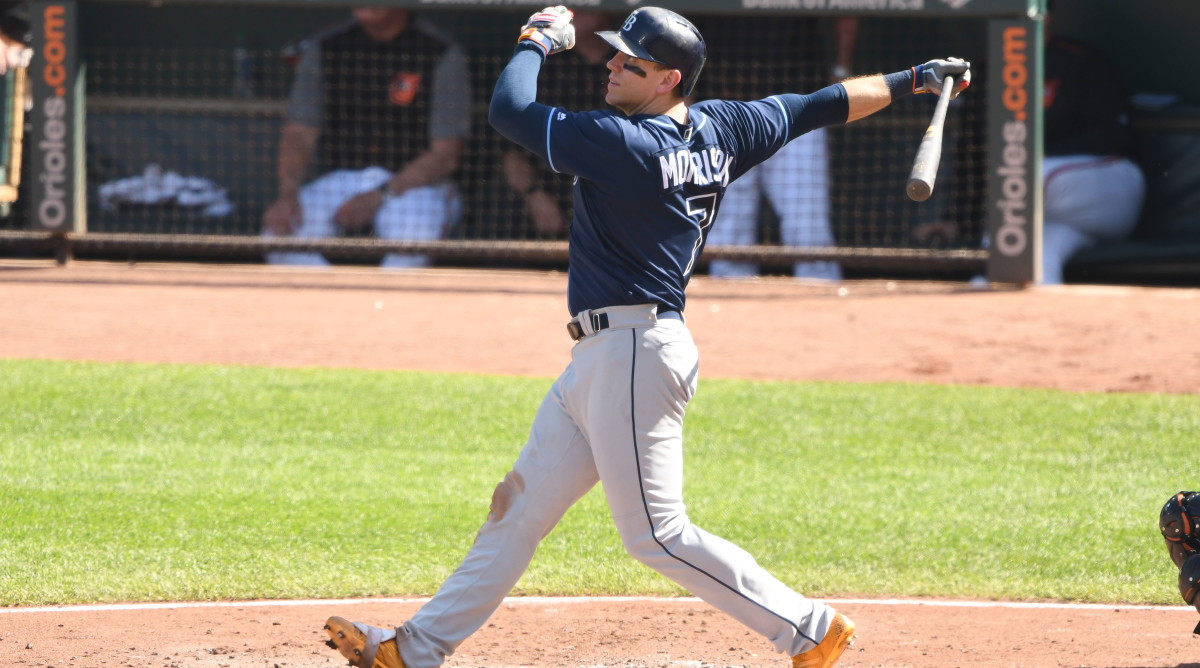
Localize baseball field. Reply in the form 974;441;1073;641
2;260;1199;667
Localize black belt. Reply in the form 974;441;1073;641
567;311;608;341
567;307;681;341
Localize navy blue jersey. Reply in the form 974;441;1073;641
490;46;848;314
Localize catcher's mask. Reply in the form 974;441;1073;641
596;6;706;97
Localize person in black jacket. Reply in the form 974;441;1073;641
1039;2;1145;284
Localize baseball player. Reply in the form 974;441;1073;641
322;7;970;668
1159;491;1200;635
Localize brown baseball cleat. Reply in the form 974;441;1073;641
323;616;406;668
791;612;856;668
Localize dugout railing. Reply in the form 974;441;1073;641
0;0;1043;283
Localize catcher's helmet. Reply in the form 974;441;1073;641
596;7;706;97
1161;491;1200;569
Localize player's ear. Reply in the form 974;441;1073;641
656;68;683;96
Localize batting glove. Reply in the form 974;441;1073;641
0;45;30;76
518;5;575;56
914;57;972;99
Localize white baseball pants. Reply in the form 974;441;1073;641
264;167;459;269
393;304;833;668
707;129;841;281
1041;154;1145;285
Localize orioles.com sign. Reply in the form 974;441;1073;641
994;24;1029;257
986;17;1039;283
31;2;77;232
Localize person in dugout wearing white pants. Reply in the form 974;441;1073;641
1039;0;1145;284
262;8;470;269
695;15;858;282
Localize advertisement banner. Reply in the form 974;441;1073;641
174;0;1036;16
986;16;1041;284
30;1;82;233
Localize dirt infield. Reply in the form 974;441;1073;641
3;260;1199;667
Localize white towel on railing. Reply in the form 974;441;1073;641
98;164;234;217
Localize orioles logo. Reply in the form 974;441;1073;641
389;72;422;106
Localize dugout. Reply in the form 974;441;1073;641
12;0;1033;281
17;0;1200;286
1064;106;1200;286
1052;0;1200;286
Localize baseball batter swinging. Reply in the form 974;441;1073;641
323;7;971;668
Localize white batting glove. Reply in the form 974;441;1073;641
518;5;575;56
0;45;31;76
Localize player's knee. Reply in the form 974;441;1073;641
488;471;525;523
618;528;664;567
473;471;526;545
1180;553;1200;612
615;513;688;566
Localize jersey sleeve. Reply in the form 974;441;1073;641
692;98;794;182
285;42;323;129
694;85;848;181
490;46;631;181
429;44;471;141
489;46;555;158
776;84;850;142
542;110;632;180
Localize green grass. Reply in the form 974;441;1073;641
1;358;1194;606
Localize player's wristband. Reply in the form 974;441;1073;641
884;68;917;101
517;27;553;57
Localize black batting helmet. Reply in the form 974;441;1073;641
596;7;706;97
1161;491;1200;569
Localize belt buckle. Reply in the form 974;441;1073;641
566;319;584;341
567;310;611;342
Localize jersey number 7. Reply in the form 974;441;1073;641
683;193;718;278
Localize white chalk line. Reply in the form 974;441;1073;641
1;596;1193;615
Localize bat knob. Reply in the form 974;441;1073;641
906;178;932;202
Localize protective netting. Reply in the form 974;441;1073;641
3;4;991;276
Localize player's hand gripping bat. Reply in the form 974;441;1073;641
906;57;971;202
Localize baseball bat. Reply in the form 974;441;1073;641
905;74;954;203
0;66;27;204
